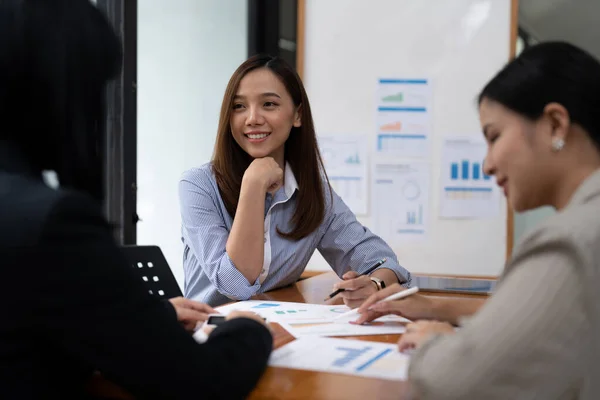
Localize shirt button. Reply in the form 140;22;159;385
262;269;266;274
264;237;267;243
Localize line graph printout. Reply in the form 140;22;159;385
376;78;432;158
319;135;369;215
269;337;410;381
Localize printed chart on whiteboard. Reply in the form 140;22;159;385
372;162;430;243
375;79;432;158
319;135;369;215
440;137;501;218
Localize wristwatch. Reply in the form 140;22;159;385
369;276;386;291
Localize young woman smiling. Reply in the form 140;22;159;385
179;55;411;306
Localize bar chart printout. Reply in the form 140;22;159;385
440;137;501;218
269;337;410;381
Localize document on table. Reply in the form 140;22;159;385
269;337;410;381
216;300;410;338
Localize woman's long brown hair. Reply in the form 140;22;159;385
212;54;330;241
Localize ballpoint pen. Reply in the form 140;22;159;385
332;286;420;321
323;258;387;301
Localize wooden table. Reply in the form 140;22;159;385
88;272;488;399
247;272;487;400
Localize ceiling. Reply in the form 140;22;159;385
519;0;600;59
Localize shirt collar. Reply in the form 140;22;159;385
284;162;299;198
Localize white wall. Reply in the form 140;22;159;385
303;0;511;276
137;0;247;288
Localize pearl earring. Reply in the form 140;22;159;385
552;138;565;152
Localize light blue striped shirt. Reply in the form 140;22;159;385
179;162;411;306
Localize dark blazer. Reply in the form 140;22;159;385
0;142;272;399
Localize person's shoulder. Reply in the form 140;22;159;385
539;196;600;240
39;186;109;244
0;172;69;246
0;171;106;248
179;162;225;206
180;162;216;187
512;196;600;265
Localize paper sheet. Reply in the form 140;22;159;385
216;300;410;337
375;78;432;158
440;137;501;218
279;316;409;338
269;337;410;381
319;135;369;215
372;162;430;243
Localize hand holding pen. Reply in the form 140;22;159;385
324;258;387;309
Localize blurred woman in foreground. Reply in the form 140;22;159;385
357;42;600;399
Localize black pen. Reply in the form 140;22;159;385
323;258;388;301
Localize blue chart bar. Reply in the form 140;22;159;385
461;160;469;180
379;79;428;84
378;106;426;112
451;163;458;180
333;347;371;368
251;303;280;309
472;163;480;180
406;206;423;225
451;159;493;181
356;349;393;372
445;187;492;192
377;134;426;151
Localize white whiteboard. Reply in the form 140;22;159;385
303;0;510;276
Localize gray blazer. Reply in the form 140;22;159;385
409;169;600;399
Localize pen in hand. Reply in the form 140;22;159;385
323;258;387;301
332;286;420;321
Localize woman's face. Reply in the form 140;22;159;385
480;98;558;212
229;68;301;163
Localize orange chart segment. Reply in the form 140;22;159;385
380;121;402;131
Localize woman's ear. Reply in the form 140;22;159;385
293;104;302;128
543;102;571;141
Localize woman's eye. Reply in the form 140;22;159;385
264;102;277;107
232;103;244;110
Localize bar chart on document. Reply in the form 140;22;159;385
319;135;369;215
269;337;409;381
372;162;430;243
376;79;432;158
440;137;500;218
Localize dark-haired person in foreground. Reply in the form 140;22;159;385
357;42;600;399
0;1;271;399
